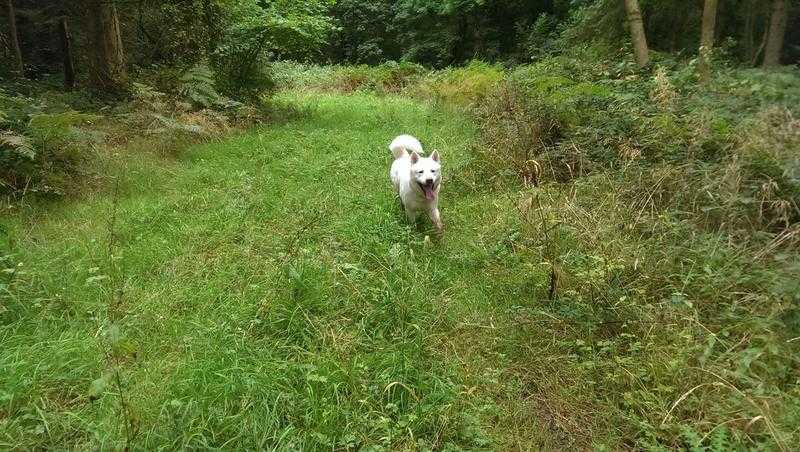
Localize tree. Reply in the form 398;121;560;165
623;0;649;67
85;0;127;91
4;0;23;75
698;0;718;83
212;0;335;99
763;0;788;67
59;17;75;89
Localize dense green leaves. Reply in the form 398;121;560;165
1;0;798;85
210;0;334;99
324;0;799;66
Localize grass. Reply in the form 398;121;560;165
2;88;799;450
1;92;505;449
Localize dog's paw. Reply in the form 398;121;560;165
433;224;444;240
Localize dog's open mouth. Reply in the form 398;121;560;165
418;181;437;200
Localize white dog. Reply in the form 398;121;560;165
389;135;443;234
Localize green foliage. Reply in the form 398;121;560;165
325;0;582;66
0;132;35;161
320;0;800;67
0;76;266;198
126;0;228;66
271;60;427;93
416;61;506;107
3;72;800;449
211;0;335;100
327;0;397;64
26;112;100;152
0;89;40;131
518;13;561;61
178;63;232;109
1;111;100;196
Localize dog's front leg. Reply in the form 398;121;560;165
429;207;444;235
405;207;417;225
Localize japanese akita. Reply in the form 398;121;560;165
389;135;443;234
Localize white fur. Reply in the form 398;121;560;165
389;135;443;233
389;134;424;159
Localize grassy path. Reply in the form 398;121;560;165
1;93;552;449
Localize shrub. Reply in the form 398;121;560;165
269;61;427;94
1;111;100;196
210;0;334;101
414;61;505;108
211;38;276;102
434;55;800;241
178;63;230;110
470;82;566;184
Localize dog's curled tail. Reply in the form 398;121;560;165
389;134;424;159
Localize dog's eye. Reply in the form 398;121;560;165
417;170;424;174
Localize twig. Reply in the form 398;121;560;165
103;172;138;449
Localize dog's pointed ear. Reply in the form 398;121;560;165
431;150;440;162
410;151;420;164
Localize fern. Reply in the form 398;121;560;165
708;426;732;452
179;63;226;109
27;111;100;150
0;90;41;128
131;82;168;112
147;113;203;135
0;131;35;160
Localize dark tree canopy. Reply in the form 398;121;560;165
0;0;797;84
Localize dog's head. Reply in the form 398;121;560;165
410;151;441;200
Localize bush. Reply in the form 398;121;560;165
271;61;427;94
211;39;276;102
178;64;234;110
0;70;275;199
414;61;505;108
209;0;334;101
1;107;101;195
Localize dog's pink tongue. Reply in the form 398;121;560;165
423;186;436;200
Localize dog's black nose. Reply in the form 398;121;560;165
425;178;434;184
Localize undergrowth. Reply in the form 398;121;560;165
0;66;298;202
1;53;799;449
270;53;800;449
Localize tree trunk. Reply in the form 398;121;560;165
744;2;755;63
752;16;770;66
623;0;649;68
763;0;787;68
85;0;127;91
698;0;718;83
4;0;23;75
59;17;75;89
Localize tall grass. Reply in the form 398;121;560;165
270;54;800;449
2;54;799;449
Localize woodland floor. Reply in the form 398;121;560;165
1;93;572;449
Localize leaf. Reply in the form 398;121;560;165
306;373;327;383
670;292;692;308
179;63;226;109
88;374;109;400
85;274;109;285
0;131;35;159
105;324;122;346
